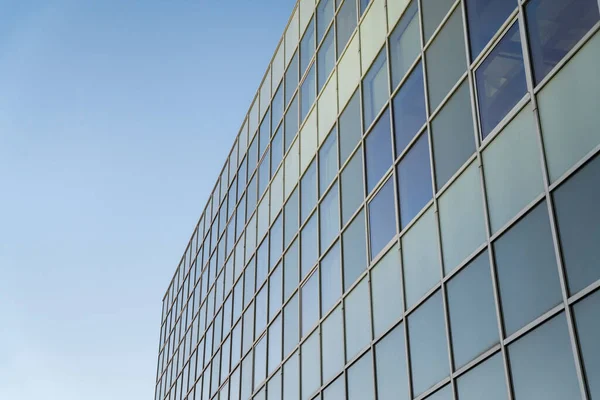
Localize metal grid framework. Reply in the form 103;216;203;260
154;0;600;399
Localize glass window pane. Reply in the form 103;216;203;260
426;386;452;400
318;26;336;92
269;263;283;320
286;51;299;106
509;313;581;400
301;329;321;400
340;148;365;226
337;0;358;57
270;215;283;270
301;18;316;76
257;238;269;287
317;0;335;43
426;7;467;112
482;103;544;233
301;63;317;122
347;352;375;400
538;32;600;182
322;305;345;383
408;291;449;397
493;202;562;336
554;155;600;294
320;183;340;252
342;209;367;291
268;314;282;375
365;109;393;193
438;162;486;274
390;0;421;89
526;0;599;85
272;126;284;176
401;206;440;309
302;270;320;337
260;110;271;157
256;285;268;336
393;62;426;157
447;251;499;369
283;352;300;400
371;244;402;338
301;160;318;223
362;49;389;129
397;132;433;229
321;241;342;314
345;278;372;361
323;374;345;400
267;371;282;400
254;336;267;388
285;95;299;152
339;90;362;164
457;353;508;400
319;127;338;196
574;290;600;398
421;0;455;42
259;155;270;199
475;23;527;139
285;188;299;248
284;240;299;300
368;178;397;261
375;324;409;400
272;83;284;129
284;293;299;357
301;213;319;279
465;0;516;60
431;80;476;190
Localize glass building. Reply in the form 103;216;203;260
154;0;600;399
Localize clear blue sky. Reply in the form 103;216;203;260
0;1;295;398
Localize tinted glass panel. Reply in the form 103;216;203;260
574;290;600;398
337;0;358;57
319;127;338;196
494;202;562;335
342;209;367;291
365;109;393;193
390;0;420;89
340;149;364;225
421;0;455;42
362;50;389;129
284;240;299;300
323;374;346;400
321;242;342;314
317;0;335;43
272;84;284;128
347;352;375;400
301;18;316;76
339;91;362;164
301;64;316;122
393;62;426;156
301;330;321;400
286;51;299;106
284;189;299;248
368;178;397;261
301;213;319;279
301;271;320;337
465;0;516;60
301;160;318;223
283;352;300;400
345;278;372;361
371;244;403;338
318;27;336;92
457;353;508;400
269;264;283;320
272;126;284;175
375;325;409;400
476;23;526;139
283;293;299;357
285;96;299;151
320;183;340;252
322;306;345;382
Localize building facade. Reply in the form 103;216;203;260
154;0;600;399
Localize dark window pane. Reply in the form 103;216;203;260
476;23;527;139
509;313;581;400
390;0;421;89
408;291;450;397
365;109;393;193
271;126;283;175
319;127;338;196
340;148;365;225
457;353;507;400
421;0;455;42
393;62;426;156
318;26;336;92
363;49;389;129
301;63;316;122
320;242;342;314
368;178;397;260
431;80;476;190
574;290;600;398
526;0;599;84
301;18;316;76
342;209;367;290
320;183;340;252
337;0;357;57
447;252;499;369
375;325;409;400
493;202;562;335
317;0;335;44
339;90;362;164
359;0;371;16
465;0;516;60
397;133;433;229
286;51;299;106
301;160;318;223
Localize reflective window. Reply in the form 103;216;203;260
256;285;268;336
393;62;426;157
340;149;365;226
317;0;335;44
302;271;320;337
337;0;358;57
318;26;336;92
270;214;283;270
389;0;420;89
301;213;319;279
397;132;433;229
554;155;600;294
371;244;402;338
258;155;270;198
493;202;562;335
320;183;340;252
322;306;345;383
257;239;269;287
286;51;299;106
431;80;476;190
509;313;581;399
339;90;362;164
363;49;389;129
347;352;375;400
526;0;599;84
301;329;321;400
301;63;316;122
283;352;300;400
426;7;467;112
323;374;345;400
319;127;338;196
267;371;282;400
271;126;284;176
342;209;367;291
345;278;372;361
272;83;284;129
365;109;393;193
421;0;455;42
254;336;267;388
465;0;516;60
408;291;449;397
301;17;316;76
260;110;271;156
284;240;299;300
247;175;258;218
368;178;397;261
574;290;600;398
283;293;299;357
248;136;259;177
447;252;499;369
375;324;409;400
476;23;526;139
320;242;342;314
269;263;283;321
301;160;318;222
457;353;508;400
285;95;299;151
284;188;299;248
